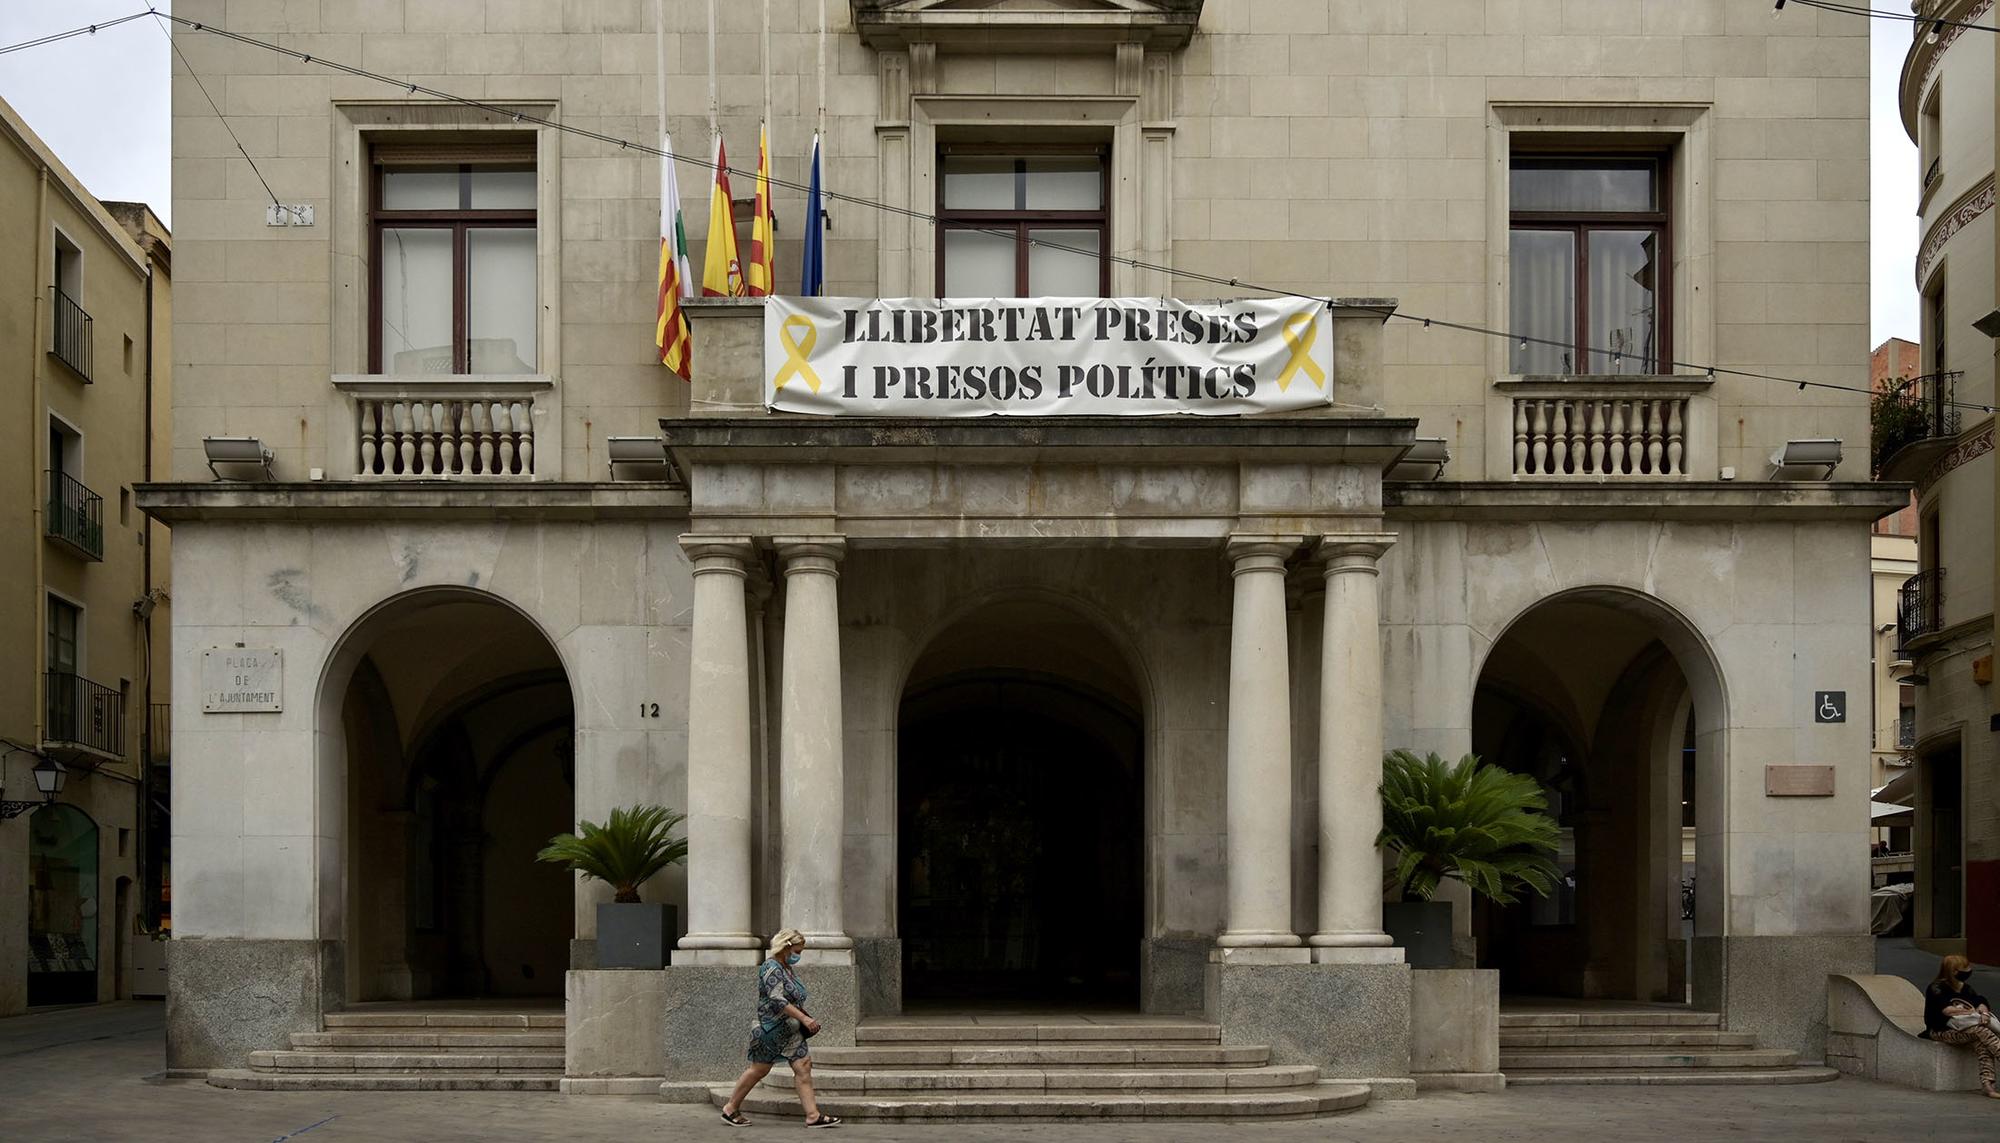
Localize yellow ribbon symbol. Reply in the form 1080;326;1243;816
773;314;824;393
1276;311;1326;393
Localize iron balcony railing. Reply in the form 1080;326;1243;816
147;702;170;767
1923;156;1941;193
1898;708;1917;750
45;671;125;758
44;470;103;561
49;285;92;381
1872;371;1962;476
1898;569;1945;654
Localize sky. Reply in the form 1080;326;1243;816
0;1;1926;346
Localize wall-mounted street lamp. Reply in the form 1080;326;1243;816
0;747;67;819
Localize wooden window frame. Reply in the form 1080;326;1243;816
1510;154;1673;375
368;162;536;374
935;146;1110;298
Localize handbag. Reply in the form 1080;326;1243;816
1946;1011;2000;1033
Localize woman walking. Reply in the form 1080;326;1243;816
1925;954;2000;1100
718;928;843;1127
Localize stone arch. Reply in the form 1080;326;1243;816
314;585;578;1003
1469;584;1727;1004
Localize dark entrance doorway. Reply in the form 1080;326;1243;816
897;601;1143;1008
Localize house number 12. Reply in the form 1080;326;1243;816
640;703;661;718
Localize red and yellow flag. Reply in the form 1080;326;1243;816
701;133;743;297
655;133;694;379
746;123;775;297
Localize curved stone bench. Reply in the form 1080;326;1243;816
1826;974;1983;1092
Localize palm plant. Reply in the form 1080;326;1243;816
536;804;688;904
1377;749;1561;905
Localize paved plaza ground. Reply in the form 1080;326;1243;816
5;1003;1998;1142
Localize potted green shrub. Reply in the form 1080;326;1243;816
538;804;688;969
1377;750;1561;969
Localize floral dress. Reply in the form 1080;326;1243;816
747;957;809;1064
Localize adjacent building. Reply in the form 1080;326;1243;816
0;96;172;1015
145;0;1900;1092
1890;0;1998;966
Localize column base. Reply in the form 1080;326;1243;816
1215;929;1303;948
1312;946;1405;965
1308;930;1395;947
671;948;762;967
1209;946;1311;966
1206;958;1411;1080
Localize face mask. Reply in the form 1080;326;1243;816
787;953;802;966
1958;971;1973;982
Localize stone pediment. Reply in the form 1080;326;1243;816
851;0;1202;52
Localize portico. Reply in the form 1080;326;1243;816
655;292;1419;1080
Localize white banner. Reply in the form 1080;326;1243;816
763;296;1333;416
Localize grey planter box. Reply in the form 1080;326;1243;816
597;902;678;969
1383;900;1455;969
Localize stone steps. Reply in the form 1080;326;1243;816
247;1050;566;1072
1498;1029;1758;1049
717;1019;1363;1121
289;1031;565;1051
759;1063;1324;1093
1500;1010;1721;1029
1497;1009;1832;1087
1499;1048;1800;1070
208;1069;562;1093
853;1022;1221;1044
210;1009;567;1093
810;1044;1270;1068
1503;1067;1841;1087
721;1083;1372;1122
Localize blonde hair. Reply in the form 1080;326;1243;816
767;928;805;960
1936;954;1972;991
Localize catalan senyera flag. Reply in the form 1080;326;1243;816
701;133;743;297
746;123;775;296
655;134;694;379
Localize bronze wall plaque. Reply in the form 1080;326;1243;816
1765;765;1835;797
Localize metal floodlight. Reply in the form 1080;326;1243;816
203;436;275;481
1387;438;1450;481
606;436;676;482
1769;438;1841;480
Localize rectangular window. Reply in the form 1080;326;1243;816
937;149;1107;298
1926;278;1947;377
47;596;79;675
371;158;537;374
1920;86;1942;196
1509;155;1670;375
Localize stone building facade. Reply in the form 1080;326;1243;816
1891;0;1999;966
0;96;172;1016
147;0;1901;1085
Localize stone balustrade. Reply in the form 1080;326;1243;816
331;376;555;480
1489;378;1715;481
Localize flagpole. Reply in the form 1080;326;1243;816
817;0;826;135
706;0;718;138
655;0;668;145
761;0;771;133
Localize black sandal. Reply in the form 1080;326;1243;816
720;1108;750;1126
806;1113;843;1128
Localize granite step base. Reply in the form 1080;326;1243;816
1503;1067;1840;1087
208;1069;562;1092
759;1063;1323;1093
718;1082;1372;1121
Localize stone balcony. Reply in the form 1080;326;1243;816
328;375;557;481
1484;375;1718;481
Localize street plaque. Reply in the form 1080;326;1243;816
202;647;283;713
1765;765;1835;797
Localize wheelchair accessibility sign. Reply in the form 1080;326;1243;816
1813;691;1846;723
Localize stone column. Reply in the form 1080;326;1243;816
1310;534;1399;959
1217;536;1305;954
674;536;762;965
776;536;852;962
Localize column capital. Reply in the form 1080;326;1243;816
679;534;757;576
1225;534;1304;576
774;534;847;575
1317;532;1396;576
